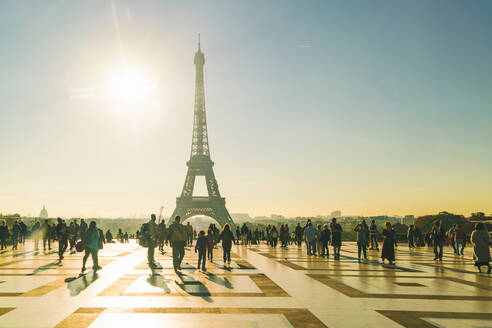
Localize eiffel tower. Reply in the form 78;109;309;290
169;36;236;232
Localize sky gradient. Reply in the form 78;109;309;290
1;0;491;218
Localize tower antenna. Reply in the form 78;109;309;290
198;33;201;50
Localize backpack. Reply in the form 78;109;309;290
139;223;150;247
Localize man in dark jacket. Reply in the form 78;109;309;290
19;221;27;245
0;221;9;250
369;220;379;250
146;214;159;268
295;223;303;247
167;216;187;271
12;221;20;250
56;218;68;260
431;221;445;261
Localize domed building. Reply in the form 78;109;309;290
39;205;48;219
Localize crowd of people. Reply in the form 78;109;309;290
0;218;136;274
134;215;490;275
0;216;490;275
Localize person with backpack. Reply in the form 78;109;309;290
81;221;103;273
56;218;68;260
218;224;235;264
167;216;187;271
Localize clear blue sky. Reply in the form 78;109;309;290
0;0;491;218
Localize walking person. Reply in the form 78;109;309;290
185;222;194;247
369;220;379;250
56;218;68;260
206;228;214;262
407;225;415;248
381;221;396;265
218;224;235;265
157;221;167;253
12;220;20;250
19;221;27;245
41;219;51;251
453;224;466;255
240;223;249;246
303;222;316;255
354;220;369;261
330;218;343;260
195;230;207;271
270;226;278;248
320;224;331;257
315;225;323;256
0;221;9;250
81;221;103;273
145;214;159;268
105;230;113;243
68;221;76;252
79;219;88;238
431;221;445;261
167;216;187;271
31;220;41;251
448;226;457;254
295;223;303;247
470;223;491;274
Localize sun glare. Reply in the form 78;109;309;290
104;65;157;111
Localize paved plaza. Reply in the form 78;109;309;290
0;241;490;328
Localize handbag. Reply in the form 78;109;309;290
75;240;85;252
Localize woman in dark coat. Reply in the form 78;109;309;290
218;224;235;264
330;218;343;260
381;221;396;264
471;223;491;274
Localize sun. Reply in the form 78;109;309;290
104;65;157;111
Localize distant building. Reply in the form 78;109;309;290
39;205;48;219
401;215;415;226
231;213;252;222
330;210;341;218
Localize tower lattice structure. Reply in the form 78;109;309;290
169;37;236;232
